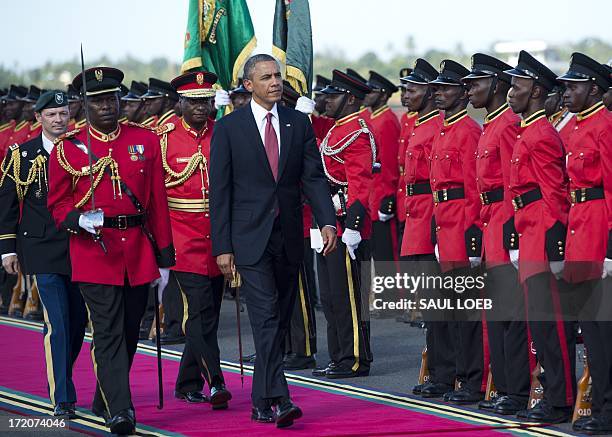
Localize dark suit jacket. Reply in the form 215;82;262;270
0;135;70;275
210;104;336;266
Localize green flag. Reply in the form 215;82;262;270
182;0;257;90
272;0;313;96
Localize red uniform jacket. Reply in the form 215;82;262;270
0;120;16;165
321;111;374;238
509;111;569;282
400;110;442;256
476;104;520;267
22;122;42;144
397;112;417;223
368;105;401;220
47;123;175;286
430;110;482;269
160;119;221;277
311;114;334;143
564;103;612;282
9;120;30;147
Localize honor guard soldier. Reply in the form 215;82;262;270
346;69;373;121
429;60;486;404
14;86;42;145
557;53;612;433
396;59;449;397
0;86;26;158
141;78;178;127
311;75;334;143
47;67;175;435
546;84;575;146
314;69;375;378
0;90;87;418
229;79;252;110
505;51;575;423
157;71;233;408
364;71;401;265
66;84;85;132
121;80;148;124
603;64;612;110
462;54;531;414
396;67;418;250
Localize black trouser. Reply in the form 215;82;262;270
401;253;456;386
162;271;185;338
525;272;576;407
371;219;398;263
447;266;484;392
317;240;372;371
485;264;530;400
173;272;224;392
80;281;149;416
285;239;317;357
0;271;17;310
238;223;299;409
576;277;612;419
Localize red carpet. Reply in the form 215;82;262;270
0;318;556;436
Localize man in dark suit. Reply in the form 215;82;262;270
0;90;87;418
210;54;337;428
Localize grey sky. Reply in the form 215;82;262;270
1;0;610;70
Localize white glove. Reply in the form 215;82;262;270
378;211;394;222
215;89;231;109
151;268;170;301
332;194;341;212
509;250;519;270
342;229;362;260
602;258;612;279
434;244;440;263
78;210;104;234
295;96;315;114
469;257;482;268
550;261;564;279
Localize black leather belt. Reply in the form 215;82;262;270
406;182;432;196
479;188;504;205
512;188;542;211
103;213;146;230
433;187;465;204
570;186;604;204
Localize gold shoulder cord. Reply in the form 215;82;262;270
0;146;48;201
159;126;209;190
55;139;122;208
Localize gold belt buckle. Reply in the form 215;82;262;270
570;190;576;204
407;184;414;196
479;192;488;205
512;196;523;211
117;215;128;230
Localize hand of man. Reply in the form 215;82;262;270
217;253;235;282
509;250;519;270
378;211;394;222
152;268;170;301
550;261;564;279
341;229;361;260
78;214;97;234
2;255;19;275
434;244;440;263
602;258;612;279
215;89;231;109
321;226;337;256
469;257;482;268
295;96;315;115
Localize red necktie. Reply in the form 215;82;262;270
264;112;279;181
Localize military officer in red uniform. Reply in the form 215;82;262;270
121;81;148;124
397;60;452;397
429;60;486;404
311;75;334;143
13;86;41;145
546;85;575;146
47;67;175;435
141;78;178;127
603;64;612;110
557;54;612;434
364;71;401;265
66;84;85;132
313;69;375;379
462;54;531;415
396;67;418;250
504;51;575;423
0;86;26;159
157;71;233;409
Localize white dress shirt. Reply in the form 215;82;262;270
250;99;281;153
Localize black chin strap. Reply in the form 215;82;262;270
486;76;498;106
417;88;432;112
332;94;349;120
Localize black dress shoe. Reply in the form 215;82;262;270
275;400;302;428
244;353;257;363
54;402;76;419
582;416;612;434
421;382;453;398
139;327;151;340
572;415;594;431
158;333;185;345
478;395;501;411
92;407;111;427
109;408;135;435
283;354;316;370
446;387;484;405
210;384;232;410
312;361;338;377
175;390;209;403
516;400;572;423
412;383;427;395
251;406;275;423
494;396;527;415
326;364;369;379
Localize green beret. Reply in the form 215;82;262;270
35;90;69;112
